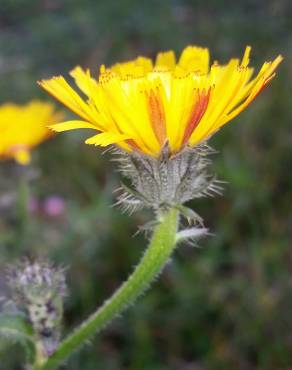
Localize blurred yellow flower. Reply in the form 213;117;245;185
0;101;63;165
39;46;282;157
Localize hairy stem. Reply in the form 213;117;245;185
16;173;30;246
33;341;48;370
41;208;179;370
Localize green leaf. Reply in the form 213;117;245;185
0;313;34;344
174;204;204;225
0;313;35;363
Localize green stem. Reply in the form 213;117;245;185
33;341;48;370
17;174;30;244
41;208;179;370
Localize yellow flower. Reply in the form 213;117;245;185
0;101;63;165
39;46;282;157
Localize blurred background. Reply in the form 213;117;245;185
0;0;291;369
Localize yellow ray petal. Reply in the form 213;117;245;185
14;148;31;165
85;132;131;146
241;45;252;67
38;77;94;122
155;50;176;69
179;45;210;73
70;66;99;97
50;120;97;132
0;101;61;164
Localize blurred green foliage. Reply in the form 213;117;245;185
0;0;292;369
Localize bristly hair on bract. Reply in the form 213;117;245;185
113;142;223;219
6;258;67;356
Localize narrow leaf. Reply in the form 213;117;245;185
0;313;34;344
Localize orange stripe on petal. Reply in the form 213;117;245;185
126;139;142;151
182;88;211;145
224;74;276;124
146;89;167;146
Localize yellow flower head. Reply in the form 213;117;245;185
39;46;282;157
0;101;63;165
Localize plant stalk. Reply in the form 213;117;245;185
17;173;30;244
41;207;179;370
